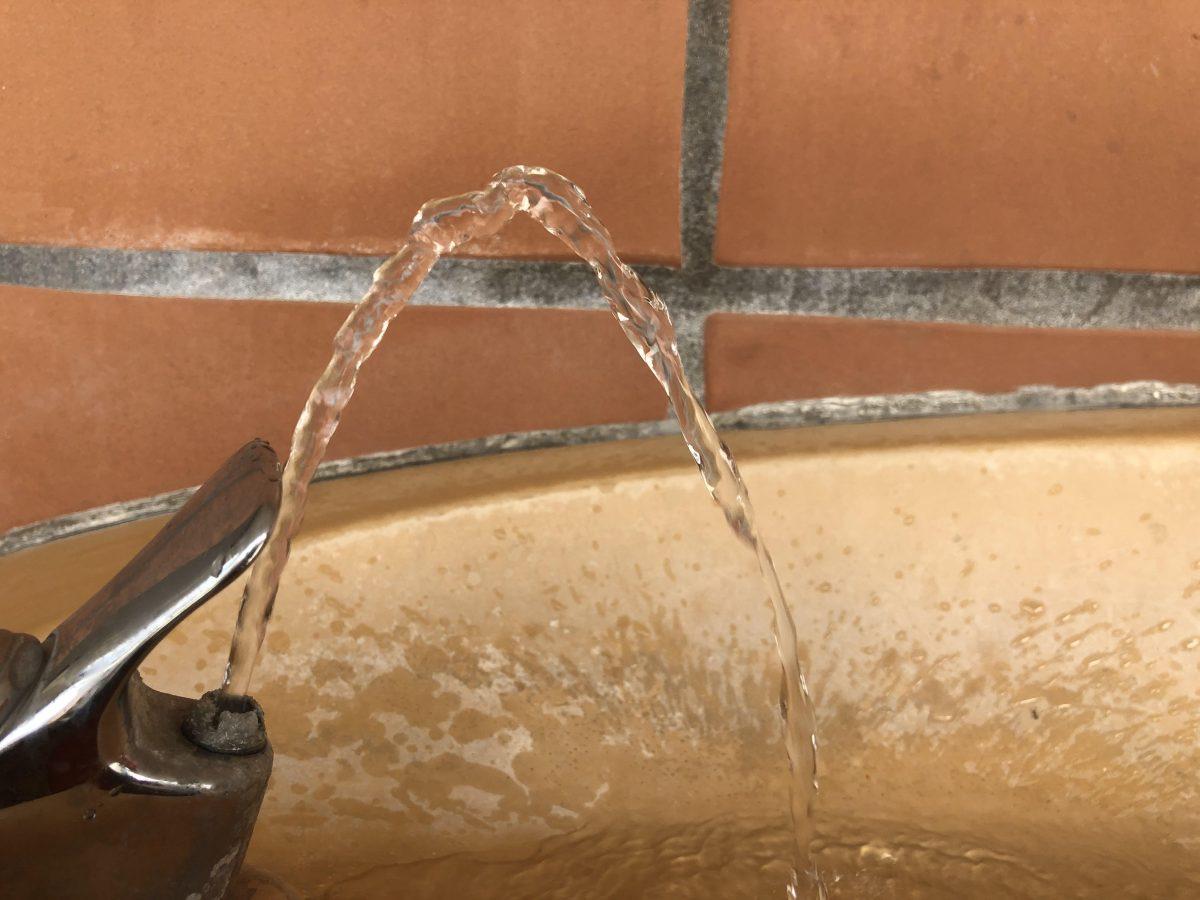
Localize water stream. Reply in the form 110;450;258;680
220;166;823;896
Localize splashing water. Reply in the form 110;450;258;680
220;166;824;896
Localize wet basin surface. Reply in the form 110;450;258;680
4;409;1199;897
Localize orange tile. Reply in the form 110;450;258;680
717;1;1200;272
705;313;1200;411
0;285;666;532
0;1;686;263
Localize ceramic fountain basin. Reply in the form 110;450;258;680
4;407;1199;897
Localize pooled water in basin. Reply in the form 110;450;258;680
219;167;822;893
234;813;1192;898
314;822;1172;900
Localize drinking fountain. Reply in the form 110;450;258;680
0;441;280;899
3;398;1199;897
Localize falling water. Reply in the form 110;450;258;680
220;166;823;896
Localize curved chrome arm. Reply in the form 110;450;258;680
0;440;280;804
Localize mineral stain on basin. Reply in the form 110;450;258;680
4;408;1199;897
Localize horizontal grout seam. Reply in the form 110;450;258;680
4;244;1200;331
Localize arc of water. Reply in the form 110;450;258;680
220;167;823;897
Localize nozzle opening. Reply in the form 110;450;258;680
183;690;267;755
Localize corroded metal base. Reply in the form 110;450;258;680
0;675;271;899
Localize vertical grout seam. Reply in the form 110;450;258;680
677;0;733;404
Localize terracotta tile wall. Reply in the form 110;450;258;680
717;0;1200;271
0;285;665;532
5;0;1200;532
705;315;1200;411
0;1;687;263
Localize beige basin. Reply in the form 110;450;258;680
4;408;1199;897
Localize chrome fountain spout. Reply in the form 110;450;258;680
0;440;281;899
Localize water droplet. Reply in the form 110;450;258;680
1019;598;1045;618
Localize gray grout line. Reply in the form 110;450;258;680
0;243;382;302
10;242;1200;407
670;310;708;404
680;0;731;275
704;266;1200;330
0;243;654;306
672;0;726;399
9;243;1200;330
415;258;678;308
0;244;684;308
